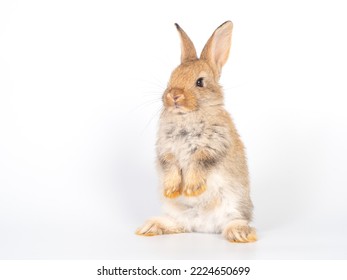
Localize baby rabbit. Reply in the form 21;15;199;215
136;21;256;242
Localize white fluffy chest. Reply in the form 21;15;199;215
157;115;230;170
160;120;205;168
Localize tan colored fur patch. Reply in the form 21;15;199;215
183;167;207;197
160;152;175;163
159;153;183;198
163;169;182;198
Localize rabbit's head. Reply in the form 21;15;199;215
163;21;233;114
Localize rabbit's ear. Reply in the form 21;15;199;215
175;23;198;63
200;21;233;78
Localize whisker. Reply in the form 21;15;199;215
141;92;163;97
150;76;167;90
130;99;162;113
140;106;164;136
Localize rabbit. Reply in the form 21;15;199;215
136;21;256;243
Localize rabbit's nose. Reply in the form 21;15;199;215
172;94;184;103
167;91;184;102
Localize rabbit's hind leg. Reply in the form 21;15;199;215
136;216;185;236
222;219;257;243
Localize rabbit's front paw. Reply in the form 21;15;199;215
163;185;181;199
163;173;182;199
183;183;206;197
183;172;206;197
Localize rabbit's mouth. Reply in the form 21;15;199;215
168;105;185;113
166;104;197;115
174;102;184;109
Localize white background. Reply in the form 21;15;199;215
1;0;347;259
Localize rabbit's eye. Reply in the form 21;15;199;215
196;77;204;87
